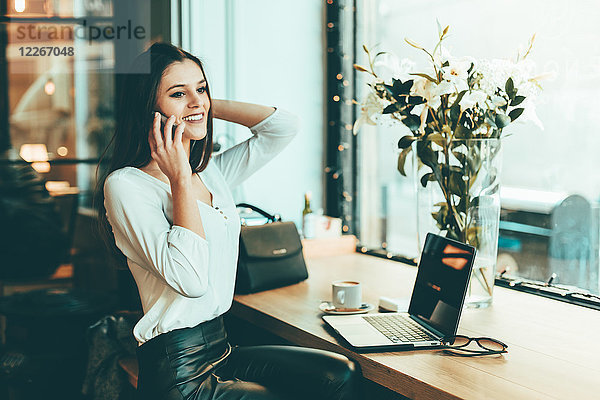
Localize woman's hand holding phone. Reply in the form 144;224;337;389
149;112;191;185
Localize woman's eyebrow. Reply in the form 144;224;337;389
167;79;206;92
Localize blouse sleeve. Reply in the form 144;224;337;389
212;108;300;188
104;172;210;298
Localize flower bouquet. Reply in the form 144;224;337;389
354;25;543;306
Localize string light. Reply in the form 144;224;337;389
44;79;55;95
360;247;367;253
386;253;393;259
326;0;356;235
14;0;25;13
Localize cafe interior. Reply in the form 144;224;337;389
0;0;599;399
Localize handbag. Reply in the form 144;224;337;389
235;203;308;294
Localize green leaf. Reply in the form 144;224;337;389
401;114;421;132
448;170;467;196
509;108;525;121
485;115;498;129
420;172;435;188
468;196;480;210
397;146;412;176
416;140;438;169
466;226;480;247
408;96;426;105
382;84;394;98
452;90;468;108
427;133;446;147
454;123;472;139
433;203;449;228
457;198;467;214
409;72;437;83
383;104;399;114
495;113;511;129
505;77;515;99
510;95;526;106
449;90;467;126
392;79;413;96
452;150;467;167
398;135;417;149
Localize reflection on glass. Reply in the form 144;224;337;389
2;0;115;207
409;234;474;336
6;0;113;18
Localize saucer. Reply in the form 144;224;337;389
319;301;375;315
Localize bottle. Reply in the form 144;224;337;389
302;191;314;239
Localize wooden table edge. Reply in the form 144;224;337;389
230;300;462;400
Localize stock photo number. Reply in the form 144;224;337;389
18;47;74;57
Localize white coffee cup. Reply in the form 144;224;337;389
332;281;362;309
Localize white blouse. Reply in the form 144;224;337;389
104;108;299;344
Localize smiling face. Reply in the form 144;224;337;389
155;59;211;141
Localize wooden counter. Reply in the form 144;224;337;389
231;253;600;400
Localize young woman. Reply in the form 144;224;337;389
99;42;362;399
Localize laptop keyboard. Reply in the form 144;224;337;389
363;314;435;343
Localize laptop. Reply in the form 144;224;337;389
323;233;476;351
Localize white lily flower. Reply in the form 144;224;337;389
374;54;415;82
353;92;385;135
433;46;452;66
460;90;488;111
442;59;470;82
490;95;508;108
411;78;452;110
354;33;543;138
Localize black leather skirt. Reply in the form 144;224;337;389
135;316;362;400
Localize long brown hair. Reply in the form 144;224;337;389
95;42;214;263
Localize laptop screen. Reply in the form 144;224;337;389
408;233;475;337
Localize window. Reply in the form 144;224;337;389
1;0;152;206
1;0;118;206
354;0;600;295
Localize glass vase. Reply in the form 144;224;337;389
413;138;502;308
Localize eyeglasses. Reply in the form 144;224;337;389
441;335;508;357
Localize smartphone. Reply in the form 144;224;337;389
154;112;178;138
